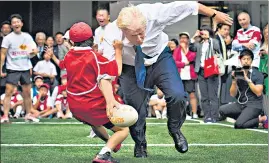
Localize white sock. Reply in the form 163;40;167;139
15;106;22;117
162;108;167;116
155;110;161;119
99;146;112;155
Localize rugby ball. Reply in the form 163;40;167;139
110;104;138;127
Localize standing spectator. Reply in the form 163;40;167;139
46;36;54;48
0;21;11;96
0;14;38;123
94;6;113;59
31;32;46;68
232;12;262;68
0;21;11;37
53;32;68;79
149;88;167;119
191;26;222;123
259;23;268;115
219;49;267;129
31;83;57;118
55;90;72;119
1;87;23;119
173;32;198;119
168;38;179;53
215;23;234;105
33;50;58;91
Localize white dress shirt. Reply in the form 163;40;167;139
102;1;199;66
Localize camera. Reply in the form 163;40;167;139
232;66;251;79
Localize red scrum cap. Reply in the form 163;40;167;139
69;22;93;43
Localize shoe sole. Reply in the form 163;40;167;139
92;159;117;163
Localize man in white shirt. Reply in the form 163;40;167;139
0;14;38;123
101;1;233;157
94;6;114;60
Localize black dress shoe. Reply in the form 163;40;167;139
134;143;147;158
169;131;188;153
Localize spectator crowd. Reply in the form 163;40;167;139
0;7;268;129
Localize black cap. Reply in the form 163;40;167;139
239;49;254;60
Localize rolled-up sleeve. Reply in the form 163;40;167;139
138;1;198;26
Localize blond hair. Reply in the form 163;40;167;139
116;5;146;30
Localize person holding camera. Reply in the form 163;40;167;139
219;49;268;129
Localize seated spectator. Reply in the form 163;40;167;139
31;84;57;118
31;75;50;99
0;87;23;119
232;12;262;68
55;90;72;119
149;88;167;119
33;50;58;91
51;74;67;105
173;32;198;119
219;49;267;129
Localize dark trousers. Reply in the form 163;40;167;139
119;50;187;145
198;69;220;120
219;102;262;128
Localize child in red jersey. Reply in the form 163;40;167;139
47;22;128;163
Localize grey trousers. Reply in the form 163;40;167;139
197;69;220;120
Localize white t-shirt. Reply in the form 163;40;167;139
94;22;117;61
1;93;23;104
33;60;57;76
1;32;35;71
180;50;191;80
200;42;209;68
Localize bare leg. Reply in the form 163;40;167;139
106;126;129;150
3;84;15;117
21;84;32;114
189;92;197;114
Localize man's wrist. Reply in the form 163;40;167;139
246;79;252;84
211;11;217;18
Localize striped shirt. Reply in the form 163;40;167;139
232;25;262;67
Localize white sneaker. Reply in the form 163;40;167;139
192;114;198;119
155;110;162;119
162;113;167;119
87;129;97;138
186;115;192;120
25;114;40;123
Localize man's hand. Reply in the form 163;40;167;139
29;48;39;55
213;11;233;26
113;40;123;51
243;70;250;82
0;72;7;78
45;47;54;57
92;44;98;52
106;100;120;119
243;43;255;50
231;71;237;82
